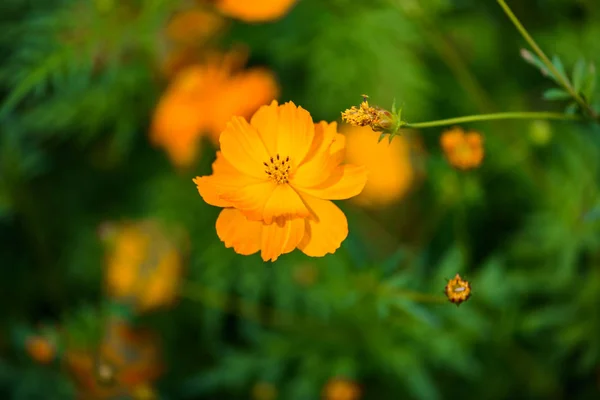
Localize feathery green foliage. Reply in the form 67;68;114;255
1;0;600;399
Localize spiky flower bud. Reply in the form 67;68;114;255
341;95;405;143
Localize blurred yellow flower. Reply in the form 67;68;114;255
342;125;414;207
65;318;162;400
214;0;298;23
102;220;185;313
322;378;361;400
440;127;484;170
151;51;279;167
193;101;368;262
25;335;55;364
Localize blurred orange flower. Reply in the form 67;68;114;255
214;0;298;22
101;220;185;313
166;8;224;45
151;51;279;167
342;125;414;207
25;335;55;364
65;318;161;400
440;127;484;170
193;101;368;262
322;378;361;400
161;8;226;77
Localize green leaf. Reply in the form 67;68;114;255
380;247;407;275
378;133;387;143
572;58;586;93
521;49;548;75
393;298;440;328
565;102;579;115
582;63;597;102
552;55;568;83
542;88;571;101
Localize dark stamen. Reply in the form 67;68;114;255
263;162;268;167
270;157;273;163
276;154;280;160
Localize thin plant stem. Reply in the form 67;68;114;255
497;0;599;121
405;111;581;129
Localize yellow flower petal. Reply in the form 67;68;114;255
251;102;314;169
220;116;271;179
329;133;346;163
219;180;277;221
261;217;305;262
293;121;339;187
216;208;262;256
296;164;368;200
215;0;298;22
275;102;315;170
216;208;305;261
262;184;311;224
250;100;280;156
298;197;348;257
193;176;234;208
193;152;263;208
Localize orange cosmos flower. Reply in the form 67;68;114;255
322;378;361;400
65;318;162;400
101;220;185;313
161;8;226;77
151;51;279;167
440;127;484;170
342;125;414;207
166;8;225;46
193;101;368;262
214;0;298;23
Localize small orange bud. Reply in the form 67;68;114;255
444;274;471;306
26;336;55;364
322;378;361;400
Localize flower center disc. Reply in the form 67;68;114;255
263;154;291;184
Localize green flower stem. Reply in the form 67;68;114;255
497;0;599;121
404;111;580;129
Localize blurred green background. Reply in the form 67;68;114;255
1;0;600;399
